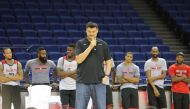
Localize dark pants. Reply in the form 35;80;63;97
60;90;76;108
173;92;189;109
2;85;21;109
121;88;139;109
147;84;167;109
106;85;113;107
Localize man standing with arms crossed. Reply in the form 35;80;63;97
169;52;190;109
0;48;23;109
116;52;140;109
57;43;77;109
144;46;167;109
75;22;112;109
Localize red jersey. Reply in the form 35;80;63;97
169;64;190;94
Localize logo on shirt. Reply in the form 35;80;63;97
176;70;187;77
122;67;135;77
33;65;49;73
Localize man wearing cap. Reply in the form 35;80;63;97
169;52;190;109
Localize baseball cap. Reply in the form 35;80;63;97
176;52;184;57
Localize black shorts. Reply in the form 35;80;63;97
106;85;113;107
147;84;167;109
173;92;189;109
121;88;139;109
2;85;21;109
60;90;75;108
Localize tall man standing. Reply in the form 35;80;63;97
144;46;167;109
169;52;190;109
75;22;112;109
0;48;23;109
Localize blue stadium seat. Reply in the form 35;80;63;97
25;38;41;45
46;16;60;23
53;30;68;38
109;45;124;52
102;38;118;45
71;10;85;17
123;24;136;31
0;38;9;45
31;16;46;23
7;29;22;37
131;17;144;24
94;4;108;11
98;24;108;31
1;15;16;23
124;45;139;52
133;52;146;61
148;38;163;45
112;11;126;17
162;52;176;61
56;38;72;45
140;45;152;52
103;17;117;24
142;31;156;38
38;30;52;37
127;31;141;38
4;23;20;30
68;31;83;38
48;52;63;60
108;24;123;31
74;17;88;24
40;38;57;44
112;31;127;38
117;17;130;24
57;10;70;17
22;30;38;37
113;52;125;61
28;9;43;16
99;10;113;17
45;45;61;52
135;61;145;70
88;17;104;24
16;16;31;23
20;23;35;31
85;11;99;17
35;23;49;30
9;37;26;45
49;23;64;31
108;4;121;11
134;38;149;45
137;24;150;31
15;52;32;61
0;29;6;37
118;38;134;45
99;31;113;38
65;24;79;31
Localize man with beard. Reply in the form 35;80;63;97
144;46;167;109
0;48;23;109
24;47;57;89
169;52;190;109
57;44;77;109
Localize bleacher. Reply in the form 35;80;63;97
0;0;176;86
151;0;190;44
